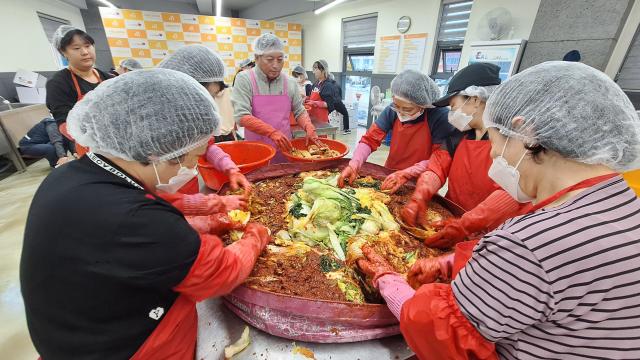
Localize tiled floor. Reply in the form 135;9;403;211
0;126;389;359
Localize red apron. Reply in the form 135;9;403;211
58;68;102;157
401;173;620;360
307;81;329;123
445;137;498;211
245;69;292;164
385;115;432;171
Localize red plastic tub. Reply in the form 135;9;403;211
282;138;349;163
199;141;276;191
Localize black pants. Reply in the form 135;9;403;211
20;144;58;167
333;101;350;130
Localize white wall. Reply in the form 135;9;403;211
458;0;541;69
276;0;441;74
0;0;86;72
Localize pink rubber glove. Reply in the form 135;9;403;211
381;160;429;194
227;169;252;195
377;273;416;320
205;145;239;174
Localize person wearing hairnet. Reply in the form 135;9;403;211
46;25;111;149
232;58;255;86
115;58;143;74
292;65;312;98
307;60;351;134
391;63;525;250
159;44;251;201
356;61;640;360
231;33;322;163
338;69;454;187
20;69;271;359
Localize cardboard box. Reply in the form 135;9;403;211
13;69;47;104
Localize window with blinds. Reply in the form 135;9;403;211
437;1;473;42
342;15;378;48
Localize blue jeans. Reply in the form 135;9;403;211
20;144;58;167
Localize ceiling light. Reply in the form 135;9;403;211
98;0;118;8
216;0;222;16
314;0;348;15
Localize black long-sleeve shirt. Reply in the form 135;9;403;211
45;68;111;125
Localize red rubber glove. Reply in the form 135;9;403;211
423;190;521;249
240;114;293;153
226;169;251;196
407;253;454;288
338;165;358;188
186;213;244;236
220;195;247;211
268;130;293;153
401;171;442;227
357;246;397;287
306;100;327;108
381;160;429;194
296;111;323;148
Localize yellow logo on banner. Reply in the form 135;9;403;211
289;38;302;47
275;30;287;38
161;13;180;23
289;54;302;61
218;43;233;51
132;49;151;58
201;34;216;42
183;24;199;33
247;28;260;36
234;52;248;60
198;15;215;25
103;18;125;28
122;10;143;20
165;32;185;40
216;26;231;34
144;21;164;31
231;18;246;27
152;58;164;66
232;35;247;43
288;23;301;31
127;29;148;39
148;40;168;50
108;38;130;48
260;21;274;29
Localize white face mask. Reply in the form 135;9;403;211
448;99;474;131
153;159;198;194
397;109;424;122
488;137;534;203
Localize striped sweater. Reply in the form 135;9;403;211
452;176;640;360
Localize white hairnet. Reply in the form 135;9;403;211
120;58;143;71
158;44;225;82
253;33;284;55
239;58;253;68
484;61;640;171
460;85;498;102
391;70;441;107
52;25;79;52
315;59;334;81
67;68;219;162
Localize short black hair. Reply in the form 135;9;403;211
199;81;228;90
59;29;94;52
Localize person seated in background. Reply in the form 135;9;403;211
292;65;313;98
232;58;255;86
115;58;143;75
21;68;271;359
19;117;74;167
338;70;455;187
357;61;640;360
157;44;250;213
